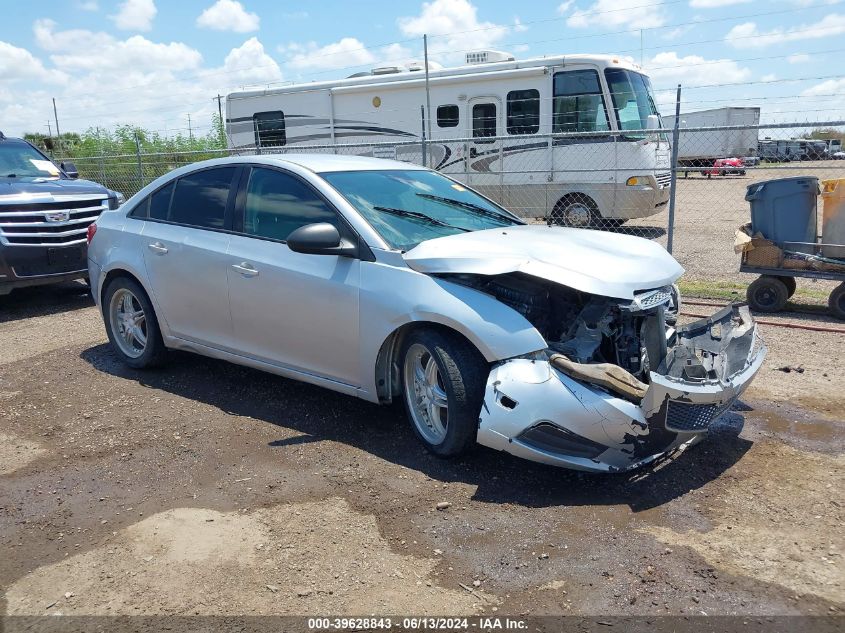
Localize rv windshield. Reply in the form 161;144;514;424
603;69;661;138
321;169;522;251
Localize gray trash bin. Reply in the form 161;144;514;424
745;177;819;246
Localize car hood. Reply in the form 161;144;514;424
403;225;683;299
0;178;111;199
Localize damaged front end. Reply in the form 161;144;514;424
446;273;766;472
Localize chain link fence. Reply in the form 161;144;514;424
60;121;845;295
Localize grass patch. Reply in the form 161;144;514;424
678;279;830;302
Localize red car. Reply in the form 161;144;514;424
702;157;747;177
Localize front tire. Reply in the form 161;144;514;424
549;194;599;228
103;276;166;369
746;275;789;313
400;328;487;458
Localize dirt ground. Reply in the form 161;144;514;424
1;281;843;618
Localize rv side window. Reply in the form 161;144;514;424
552;70;610;134
437;105;459;128
506;89;539;135
253;111;286;148
472;103;497;143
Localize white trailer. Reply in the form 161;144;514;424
663;107;760;168
226;51;671;226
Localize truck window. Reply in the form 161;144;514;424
507;89;540;135
253;111;286;148
552;70;610;134
437;105;459;128
472;103;497;143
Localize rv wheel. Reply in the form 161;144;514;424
549;194;599;228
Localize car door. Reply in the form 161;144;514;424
141;166;239;349
226;166;361;386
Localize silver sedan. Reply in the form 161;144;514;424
88;154;765;472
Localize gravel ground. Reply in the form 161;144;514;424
1;279;843;618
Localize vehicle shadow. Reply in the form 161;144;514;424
81;343;752;513
0;281;94;323
607;225;666;240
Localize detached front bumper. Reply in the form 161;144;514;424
477;304;766;472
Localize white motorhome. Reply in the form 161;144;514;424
226;51;671;226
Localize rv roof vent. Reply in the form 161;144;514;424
407;61;424;72
371;65;403;75
465;50;514;65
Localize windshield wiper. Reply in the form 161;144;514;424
415;193;515;222
373;206;470;232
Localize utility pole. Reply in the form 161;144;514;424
52;97;61;154
187;113;193;142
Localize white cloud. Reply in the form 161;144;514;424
75;0;99;10
567;0;667;30
196;0;260;33
787;53;811;63
726;14;845;48
557;0;574;13
761;73;777;82
0;41;67;84
802;77;845;97
398;0;509;62
110;0;157;32
645;51;752;87
208;37;281;86
283;37;376;71
513;44;530;53
663;25;692;40
689;0;750;7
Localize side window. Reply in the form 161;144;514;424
170;168;236;229
507;89;540;134
128;197;150;219
253;111;286;148
243;168;338;242
552;70;610;134
436;104;459;128
472;103;497;143
149;182;174;220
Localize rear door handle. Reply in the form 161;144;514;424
232;262;259;278
147;241;168;255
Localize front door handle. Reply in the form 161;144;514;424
147;241;168;255
232;262;259;278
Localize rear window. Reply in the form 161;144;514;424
169;168;236;229
149;182;174;220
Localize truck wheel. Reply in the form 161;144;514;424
549;194;599;228
746;275;789;313
829;283;845;320
776;276;797;298
400;328;487;458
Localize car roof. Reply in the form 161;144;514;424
223;153;428;173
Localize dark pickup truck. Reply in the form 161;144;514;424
0;131;123;295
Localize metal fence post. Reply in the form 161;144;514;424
666;84;682;254
134;132;144;192
420;105;427;168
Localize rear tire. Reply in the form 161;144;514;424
103;276;167;369
400;328;487;458
829;283;845;320
746;275;789;313
777;276;797;298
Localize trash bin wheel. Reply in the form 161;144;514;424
776;276;797;298
746;275;789;313
829;283;845;320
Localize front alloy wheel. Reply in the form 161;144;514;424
400;329;487;458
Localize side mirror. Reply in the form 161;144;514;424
646;114;660;141
60;161;79;179
286;222;357;257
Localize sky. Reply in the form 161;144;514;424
1;0;844;137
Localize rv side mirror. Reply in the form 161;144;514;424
646;114;660;140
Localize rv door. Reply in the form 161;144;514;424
466;96;503;202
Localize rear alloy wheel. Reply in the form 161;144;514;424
103;277;166;368
549;195;599;228
401;329;487;458
746;275;789;313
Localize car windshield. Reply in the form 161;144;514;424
603;68;661;139
321;169;522;251
0;141;62;179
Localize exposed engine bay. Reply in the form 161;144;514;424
442;272;682;384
